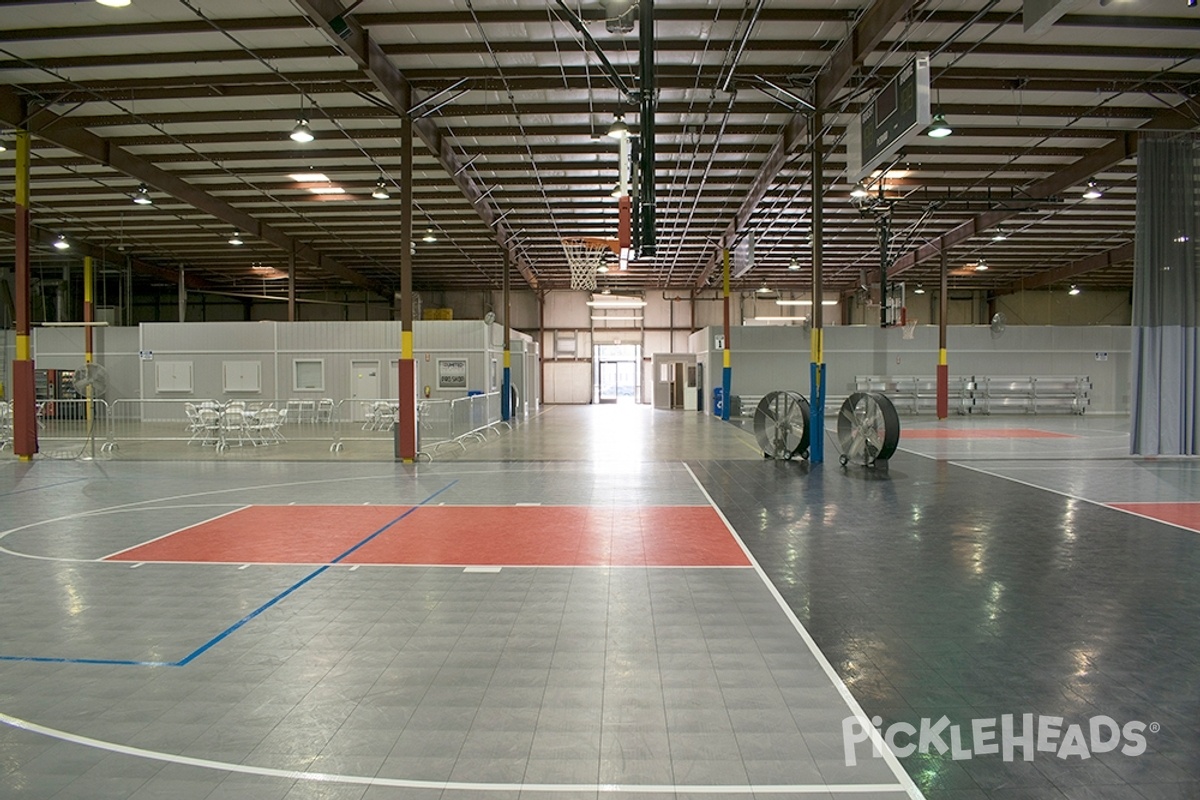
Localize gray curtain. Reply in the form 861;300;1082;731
1130;133;1199;455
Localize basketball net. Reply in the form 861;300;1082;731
562;237;616;291
902;319;918;339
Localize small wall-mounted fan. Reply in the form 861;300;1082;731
73;362;109;396
989;312;1008;339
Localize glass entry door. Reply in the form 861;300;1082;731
595;344;640;403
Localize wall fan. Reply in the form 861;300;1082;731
73;363;109;396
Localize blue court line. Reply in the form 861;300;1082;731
0;480;459;669
0;477;89;499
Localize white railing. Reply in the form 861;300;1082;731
1;391;514;460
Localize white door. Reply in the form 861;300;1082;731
351;360;380;421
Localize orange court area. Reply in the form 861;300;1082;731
105;504;752;567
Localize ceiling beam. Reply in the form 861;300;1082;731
994;241;1136;295
886;97;1198;279
0;87;393;299
291;0;538;290
0;215;216;290
694;0;917;288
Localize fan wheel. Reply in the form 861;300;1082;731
836;392;900;467
752;391;811;460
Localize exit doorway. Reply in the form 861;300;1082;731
594;344;641;404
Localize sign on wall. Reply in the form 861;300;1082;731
437;358;468;389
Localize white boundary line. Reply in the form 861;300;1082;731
942;459;1200;537
682;463;924;800
101;505;251;560
0;711;904;794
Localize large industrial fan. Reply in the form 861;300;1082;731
752;390;811;460
836;391;900;468
73;362;109;396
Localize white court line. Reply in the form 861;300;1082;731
937;459;1200;537
0;711;905;794
101;505;252;561
682;463;924;800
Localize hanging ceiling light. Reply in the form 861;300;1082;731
850;181;870;199
597;264;610;274
422;229;437;243
788;258;801;271
1082;180;1103;199
228;232;244;246
610;183;625;199
926;112;953;138
606;113;630;140
132;183;153;205
0;138;7;153
1068;284;1081;296
974;260;989;271
53;234;70;250
290;118;314;143
991;228;1007;241
95;0;132;7
371;179;390;200
756;284;772;294
913;284;926;294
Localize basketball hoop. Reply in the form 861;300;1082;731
563;237;619;291
901;319;918;339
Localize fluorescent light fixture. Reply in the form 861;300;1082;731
776;299;838;306
309;186;345;195
290;119;314;143
586;296;646;308
1068;285;1081;296
96;0;132;7
606;113;630;140
289;172;329;182
371;179;390;199
229;232;244;246
926;112;952;138
1082;180;1102;199
591;314;643;321
422;229;437;242
53;234;70;250
788;258;801;271
132;183;153;205
753;316;807;323
850;181;870;198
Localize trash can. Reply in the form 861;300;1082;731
712;387;724;417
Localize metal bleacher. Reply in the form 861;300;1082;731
853;375;1092;415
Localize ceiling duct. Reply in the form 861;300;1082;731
601;0;638;34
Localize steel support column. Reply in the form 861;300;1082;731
12;129;36;460
287;249;296;322
84;255;97;460
501;249;512;422
809;114;825;464
396;112;418;461
937;248;949;419
721;249;731;421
